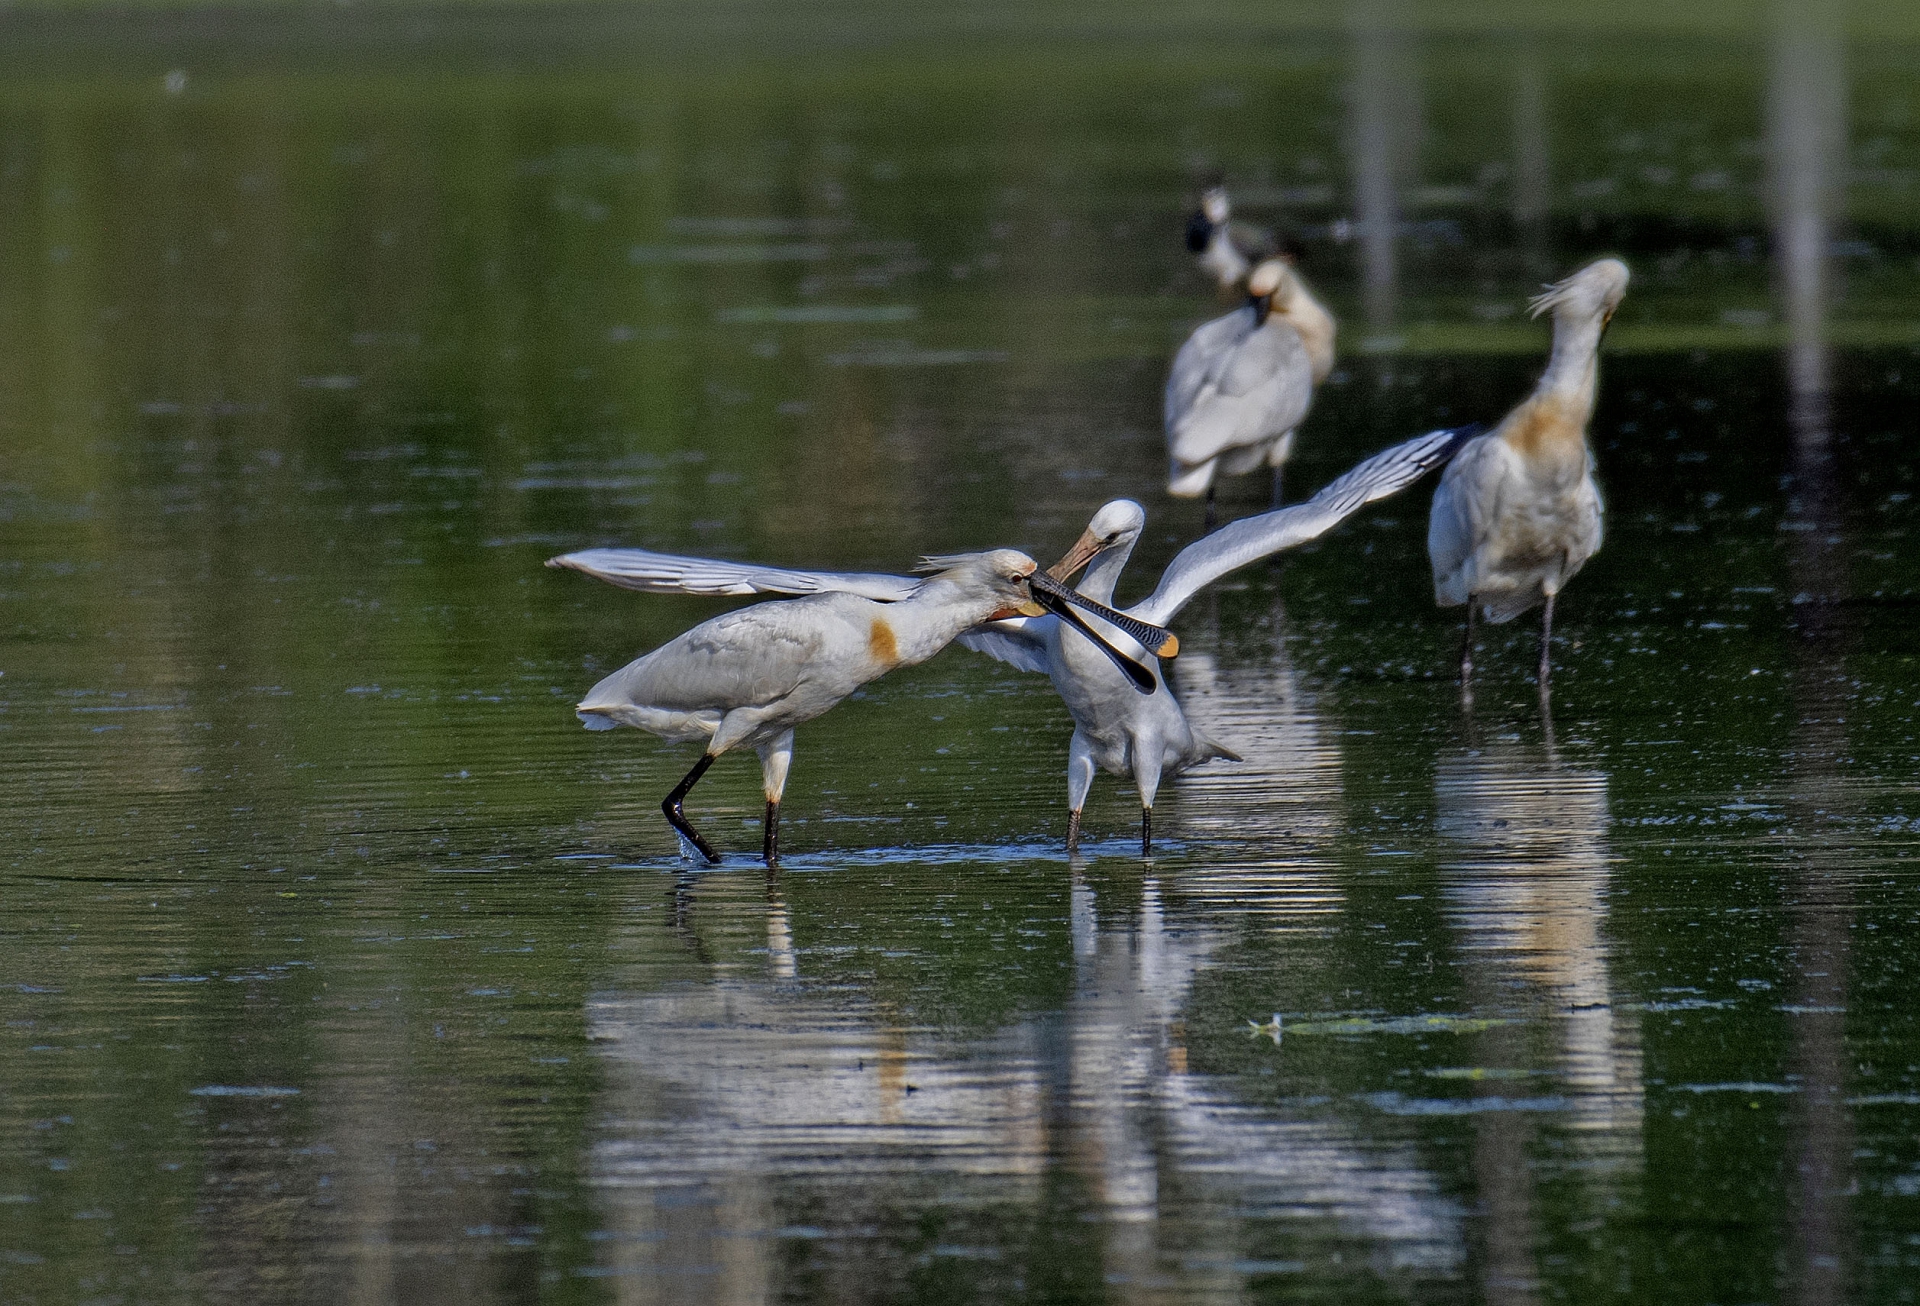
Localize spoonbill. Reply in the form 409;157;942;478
1185;185;1277;294
560;550;1174;866
1166;257;1337;527
1428;258;1628;688
554;428;1465;853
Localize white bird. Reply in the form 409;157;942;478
557;550;1173;865
1184;185;1277;294
1166;257;1337;527
555;428;1465;854
1428;257;1628;688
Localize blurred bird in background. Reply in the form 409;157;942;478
1166;256;1338;526
1185;184;1278;294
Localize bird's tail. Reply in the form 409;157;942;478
1198;731;1244;764
1167;458;1217;498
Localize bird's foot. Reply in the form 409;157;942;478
1140;808;1152;857
663;798;722;865
1065;808;1082;853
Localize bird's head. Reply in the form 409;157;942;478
1186;185;1231;253
1528;257;1630;333
916;549;1048;617
1048;500;1147;583
1246;258;1295;326
915;548;1177;692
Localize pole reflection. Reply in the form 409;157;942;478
1768;0;1855;1299
1510;42;1553;276
1346;0;1418;344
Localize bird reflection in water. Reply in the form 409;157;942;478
583;853;1468;1294
1435;737;1642;1303
1060;869;1465;1289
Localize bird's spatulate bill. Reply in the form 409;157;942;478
1028;571;1179;657
1026;572;1174;695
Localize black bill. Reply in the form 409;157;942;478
1026;571;1179;696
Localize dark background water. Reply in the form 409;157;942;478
3;1;1919;1302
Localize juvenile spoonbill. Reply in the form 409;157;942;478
1166;257;1337;525
1185;185;1277;294
1428;258;1628;688
560;550;1174;866
556;428;1464;853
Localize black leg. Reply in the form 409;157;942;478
1459;602;1476;686
662;753;721;864
1270;463;1285;508
763;801;781;867
1141;807;1152;857
1203;485;1217;534
1538;593;1555;688
1065;808;1082;853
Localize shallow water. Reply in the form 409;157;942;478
3;3;1920;1302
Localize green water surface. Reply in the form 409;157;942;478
3;4;1919;1302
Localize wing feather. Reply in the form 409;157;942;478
955;617;1055;676
1131;425;1477;627
547;547;918;602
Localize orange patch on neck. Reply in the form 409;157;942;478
1504;395;1585;460
868;617;899;666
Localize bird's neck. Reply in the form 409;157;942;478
1276;278;1337;382
890;581;1006;665
1206;231;1248;283
1535;311;1604;424
1076;539;1138;607
1501;311;1603;466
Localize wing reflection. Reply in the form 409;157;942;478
1169;607;1347;921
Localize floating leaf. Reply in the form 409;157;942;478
1284;1014;1510;1036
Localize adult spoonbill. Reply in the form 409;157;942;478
1166;257;1337;527
554;428;1464;853
560;550;1174;866
1428;258;1628;688
1185;185;1277;294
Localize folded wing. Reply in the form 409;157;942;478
1166;310;1314;469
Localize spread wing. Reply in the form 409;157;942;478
547;547;918;602
1130;425;1478;627
1166;312;1313;468
955;616;1055;676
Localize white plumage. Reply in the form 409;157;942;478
556;429;1465;853
1165;258;1337;518
557;550;1166;865
977;427;1465;851
1428;257;1628;686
